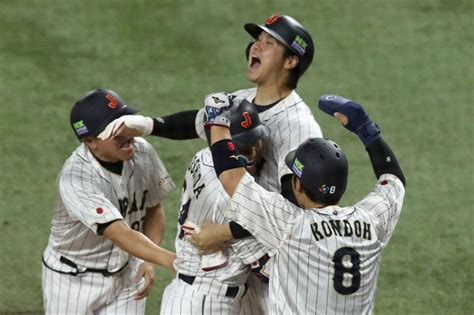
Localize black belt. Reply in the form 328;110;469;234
42;255;128;277
59;256;128;277
178;274;248;298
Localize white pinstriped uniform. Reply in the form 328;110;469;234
42;137;175;315
226;173;405;314
230;88;323;192
232;87;323;313
194;88;323;313
160;148;268;315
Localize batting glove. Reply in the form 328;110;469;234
98;115;153;140
318;95;380;147
204;92;233;128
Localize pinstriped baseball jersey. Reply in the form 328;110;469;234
226;173;405;314
231;88;323;192
193;88;323;313
161;148;268;314
42;137;175;273
173;147;267;282
195;89;323;192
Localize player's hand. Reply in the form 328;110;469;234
318;95;371;133
204;92;233;128
133;262;156;300
98;115;154;140
318;94;381;146
189;222;233;255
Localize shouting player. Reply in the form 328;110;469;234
100;13;321;202
191;93;406;314
42;89;176;315
160;98;270;314
98;15;322;312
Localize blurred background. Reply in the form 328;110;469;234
0;0;472;314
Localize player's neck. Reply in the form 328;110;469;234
254;84;292;106
296;190;327;209
300;199;326;209
87;148;124;174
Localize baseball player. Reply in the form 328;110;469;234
191;93;406;314
101;13;321;202
99;15;322;312
160;99;271;315
42;88;176;315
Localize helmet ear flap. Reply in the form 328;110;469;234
245;41;255;61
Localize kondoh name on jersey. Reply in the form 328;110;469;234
311;219;372;242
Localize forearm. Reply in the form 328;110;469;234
105;221;175;270
366;137;406;186
209;125;247;196
151;110;199;139
190;222;234;253
143;204;166;245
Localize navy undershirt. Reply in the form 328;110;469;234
251;98;282;113
97;159;123;175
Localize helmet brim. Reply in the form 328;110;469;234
244;23;292;52
285;149;297;172
232;124;270;148
94;105;140;138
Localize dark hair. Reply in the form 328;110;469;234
283;46;301;90
292;175;342;206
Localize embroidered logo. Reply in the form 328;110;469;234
291;35;308;56
292;158;304;177
241;112;252;128
265;14;281;25
106;94;119;109
73;120;88;135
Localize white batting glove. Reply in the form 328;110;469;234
98;115;153;140
204;92;232;128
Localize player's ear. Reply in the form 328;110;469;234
291;175;304;193
284;55;299;71
83;137;97;149
295;178;305;194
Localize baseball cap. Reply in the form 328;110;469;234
244;14;315;77
285;138;348;203
70;88;139;140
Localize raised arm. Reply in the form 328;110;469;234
203;92;248;196
318;95;406;186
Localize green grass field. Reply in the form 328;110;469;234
0;0;472;314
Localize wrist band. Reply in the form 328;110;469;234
210;139;247;177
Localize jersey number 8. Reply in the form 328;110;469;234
332;247;361;295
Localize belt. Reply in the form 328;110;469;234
42;255;128;277
178;274;248;298
59;256;128;277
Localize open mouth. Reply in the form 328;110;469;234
249;55;261;70
119;137;133;150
